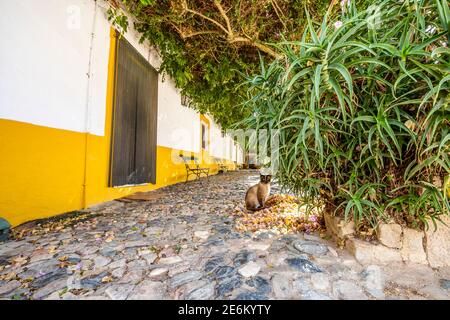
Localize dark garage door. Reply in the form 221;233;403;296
110;33;158;187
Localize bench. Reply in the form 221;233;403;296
179;155;210;182
214;158;228;173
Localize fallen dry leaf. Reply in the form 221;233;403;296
231;194;324;235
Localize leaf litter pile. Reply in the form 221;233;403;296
11;211;103;240
231;194;325;235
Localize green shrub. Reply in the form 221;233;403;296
239;0;450;231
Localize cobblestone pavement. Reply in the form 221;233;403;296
1;170;449;300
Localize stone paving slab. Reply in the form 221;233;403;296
0;171;449;300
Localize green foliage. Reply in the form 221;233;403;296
239;0;450;230
107;0;331;128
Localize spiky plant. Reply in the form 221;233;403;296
239;0;450;231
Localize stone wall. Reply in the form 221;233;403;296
324;212;450;268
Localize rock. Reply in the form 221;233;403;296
292;277;311;292
204;236;225;247
118;270;143;285
324;212;355;238
303;291;332;300
128;281;166;300
168;263;190;277
327;246;339;257
0;280;21;295
158;256;183;265
124;240;150;249
401;228;427;264
439;279;450;290
111;267;126;278
99;248;116;258
30;269;67;288
255;231;274;240
149;268;169;280
29;253;55;263
141;253;157;265
247;243;270;251
245;276;271;294
346;237;402;265
333;280;367;300
377;223;402;249
66;275;82;290
285;258;322;273
204;257;224;273
194;231;210;241
214;266;236;279
80;271;109;290
214;226;232;235
45;292;62;300
293;240;328;256
61;292;77;300
238;261;261;278
310;273;330;291
233;250;256;267
169;271;202;288
235;292;268;300
186;283;215;300
33;278;68;300
272;274;291;299
303;234;322;241
108;259;126;269
360;265;385;299
127;259;147;270
77;295;110;300
66;254;82;264
83;246;99;255
217;276;242;297
23;260;60;278
80;260;94;271
0;255;9;266
424;215;450;268
265;252;288;267
418;285;450;299
105;284;135;300
93;256;111;269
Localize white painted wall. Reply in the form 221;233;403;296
237;146;244;164
0;0;110;136
208;115;241;161
157;78;200;153
0;0;240;157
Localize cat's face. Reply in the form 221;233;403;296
260;174;272;184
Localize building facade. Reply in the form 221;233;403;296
0;0;243;227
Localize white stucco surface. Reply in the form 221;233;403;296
0;0;243;159
0;0;110;136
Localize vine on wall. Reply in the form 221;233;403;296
107;0;333;128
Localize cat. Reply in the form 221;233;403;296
245;174;272;211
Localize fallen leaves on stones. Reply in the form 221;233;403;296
11;256;28;267
11;211;103;240
231;194;324;235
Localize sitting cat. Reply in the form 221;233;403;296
245;174;272;211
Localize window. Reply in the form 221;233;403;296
181;94;190;107
110;33;158;187
201;123;208;150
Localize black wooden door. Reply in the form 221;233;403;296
110;34;158;187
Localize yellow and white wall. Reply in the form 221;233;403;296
0;0;243;227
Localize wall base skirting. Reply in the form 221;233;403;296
324;212;450;268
